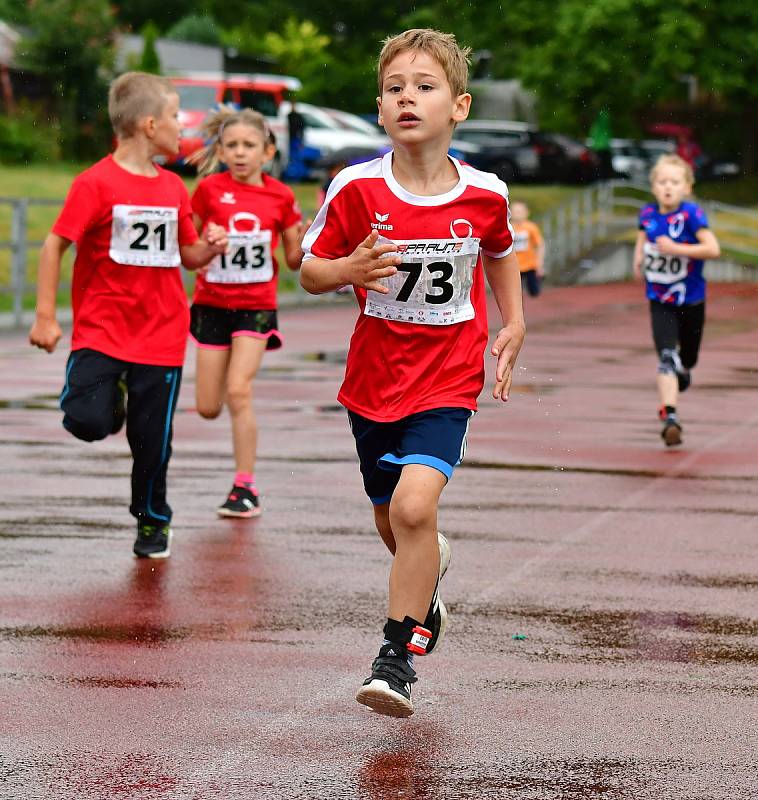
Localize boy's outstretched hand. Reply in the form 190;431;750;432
343;229;400;293
491;321;526;402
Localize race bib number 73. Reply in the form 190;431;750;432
110;205;180;267
364;237;479;326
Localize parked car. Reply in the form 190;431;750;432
166;72;301;175
276;101;388;177
453;121;599;183
607;138;650;181
537;133;600;183
452;120;541;182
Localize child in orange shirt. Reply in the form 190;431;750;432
511;201;545;297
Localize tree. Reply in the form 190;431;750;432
513;0;758;168
18;0;114;159
139;22;161;74
166;14;222;46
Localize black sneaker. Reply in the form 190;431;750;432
133;521;171;558
661;414;683;447
422;532;451;656
217;485;261;519
111;374;127;434
355;643;418;718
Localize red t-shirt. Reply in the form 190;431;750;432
191;172;301;310
302;152;514;422
52;155;198;366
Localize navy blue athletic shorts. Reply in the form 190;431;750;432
347;407;475;505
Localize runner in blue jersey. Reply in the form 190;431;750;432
633;154;721;447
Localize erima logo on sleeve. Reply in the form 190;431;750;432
371;211;393;231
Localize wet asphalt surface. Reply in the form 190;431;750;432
1;282;758;799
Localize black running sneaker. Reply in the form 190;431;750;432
661;413;683;447
422;532;451;656
356;643;418;717
217;485;261;518
133;521;171;558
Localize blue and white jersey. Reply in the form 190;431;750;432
639;201;709;306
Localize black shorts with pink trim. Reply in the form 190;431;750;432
190;304;282;350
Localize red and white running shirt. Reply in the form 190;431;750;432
52;155;198;366
191;171;301;310
302;151;513;422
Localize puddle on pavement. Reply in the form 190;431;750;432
569;568;758;591
461;460;757;482
444;757;641;799
451;603;758;665
301;350;348;364
478;676;758;698
0;672;183;689
0;395;60;411
0;623;189;645
0;517;125;532
444;500;758;517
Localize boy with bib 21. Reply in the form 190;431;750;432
301;29;525;717
29;72;228;558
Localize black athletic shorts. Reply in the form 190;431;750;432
190;304;282;350
650;300;705;369
348;407;475;505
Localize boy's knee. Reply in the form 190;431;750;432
197;402;223;420
390;492;434;533
62;413;111;442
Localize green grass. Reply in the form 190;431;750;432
2;163;755;312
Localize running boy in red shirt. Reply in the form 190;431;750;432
189;108;304;517
301;29;525;717
29;72;228;558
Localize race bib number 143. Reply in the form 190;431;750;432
364;237;479;326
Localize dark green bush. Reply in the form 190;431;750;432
0;107;60;164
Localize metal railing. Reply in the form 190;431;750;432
2;183;757;328
538;180;758;280
0;197;67;328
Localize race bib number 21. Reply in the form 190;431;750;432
110;205;180;268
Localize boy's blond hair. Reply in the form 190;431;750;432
377;29;471;98
108;72;177;138
650;153;695;186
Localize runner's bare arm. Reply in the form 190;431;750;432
483;251;526;402
300;229;400;294
655;229;720;260
29;233;71;353
632;230;647;280
180;223;229;271
282;219;310;271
